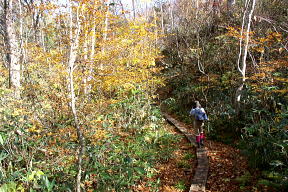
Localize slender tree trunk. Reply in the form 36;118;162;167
153;8;158;44
68;2;84;191
86;22;97;94
91;25;96;60
195;0;199;19
18;0;26;64
3;0;21;98
101;0;110;69
33;7;40;43
241;0;256;81
132;0;135;20
83;13;95;95
236;0;249;74
160;3;164;34
235;0;256;114
103;0;110;43
195;0;203;73
83;20;88;95
40;20;46;52
169;0;174;30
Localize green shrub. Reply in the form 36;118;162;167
174;180;186;191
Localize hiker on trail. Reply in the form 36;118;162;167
189;101;208;147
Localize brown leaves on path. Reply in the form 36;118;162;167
205;140;248;192
156;129;196;192
133;124;197;192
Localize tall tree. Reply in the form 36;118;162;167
235;0;256;113
67;1;84;191
132;0;135;20
2;0;21;97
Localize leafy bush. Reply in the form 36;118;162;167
85;131;180;191
0;86;181;191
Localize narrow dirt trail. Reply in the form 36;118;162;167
163;113;208;192
162;112;262;192
156;126;197;192
132;123;197;192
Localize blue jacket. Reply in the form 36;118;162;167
190;107;208;121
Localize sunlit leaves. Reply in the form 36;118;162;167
0;0;164;190
226;27;284;54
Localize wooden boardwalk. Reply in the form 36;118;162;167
163;113;209;192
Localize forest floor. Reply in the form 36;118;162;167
132;109;277;192
156;124;196;192
133;124;197;192
169;118;251;192
153;115;275;192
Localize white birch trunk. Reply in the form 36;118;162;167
101;0;110;70
18;0;26;65
103;0;110;42
160;3;164;34
170;0;174;30
68;2;84;191
132;0;136;20
241;0;256;81
235;0;256;113
84;2;97;95
4;0;21;98
41;23;46;52
83;24;88;95
90;24;96;61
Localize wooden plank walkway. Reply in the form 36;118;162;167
163;113;209;192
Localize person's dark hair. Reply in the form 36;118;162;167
195;101;201;108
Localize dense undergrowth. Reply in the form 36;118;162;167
0;88;182;191
0;1;186;190
158;0;288;190
0;0;287;191
162;74;288;190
